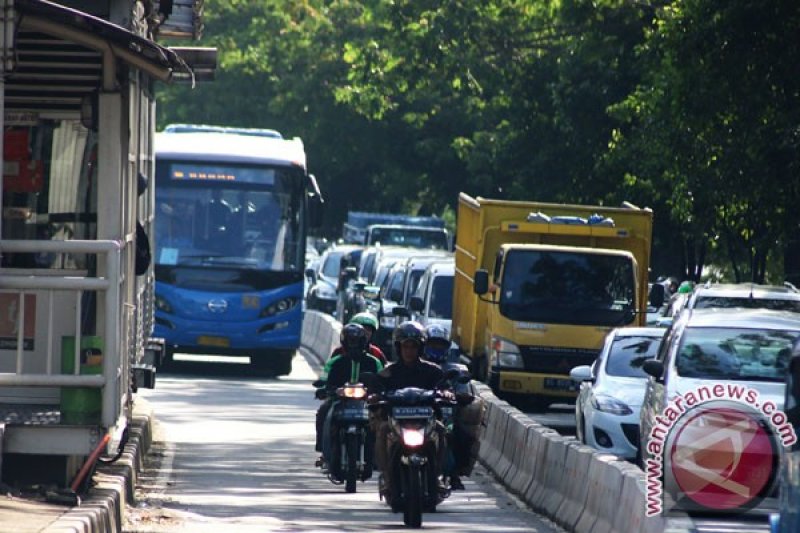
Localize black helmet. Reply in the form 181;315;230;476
340;323;368;356
393;321;426;359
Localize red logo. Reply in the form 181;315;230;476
667;405;777;511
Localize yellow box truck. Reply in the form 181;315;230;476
452;193;656;408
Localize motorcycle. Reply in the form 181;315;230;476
369;370;467;528
315;381;373;493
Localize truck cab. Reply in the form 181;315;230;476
452;193;653;409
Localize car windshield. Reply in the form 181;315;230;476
499;250;636;326
693;296;800;313
675;326;798;381
368;227;448;249
321;251;344;278
605;335;663;378
429;276;454;319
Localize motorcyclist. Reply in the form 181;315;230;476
315;323;383;467
329;312;387;365
371;321;446;505
422;324;481;491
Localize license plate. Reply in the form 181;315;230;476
392;406;433;419
197;335;230;348
338;407;368;419
543;378;579;392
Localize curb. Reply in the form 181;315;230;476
43;398;153;533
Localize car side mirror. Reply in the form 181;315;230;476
642;359;664;380
473;269;489;295
409;295;424;312
569;365;593;382
649;283;665;309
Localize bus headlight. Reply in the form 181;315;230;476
260;298;298;317
155;294;173;314
492;337;523;368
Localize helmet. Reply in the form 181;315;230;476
677;281;694;294
350;312;378;333
423;324;450;364
393;321;426;359
340;323;368;356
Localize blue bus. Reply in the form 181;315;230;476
153;124;322;375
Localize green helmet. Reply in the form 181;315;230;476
678;281;694;294
350;312;378;332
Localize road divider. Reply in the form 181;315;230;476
301;311;687;533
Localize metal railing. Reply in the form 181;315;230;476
0;239;123;427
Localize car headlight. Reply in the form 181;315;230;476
380;315;397;329
155;294;173;314
491;337;523;368
591;394;633;416
260;297;298;318
316;284;336;299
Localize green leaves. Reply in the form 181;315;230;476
156;0;800;282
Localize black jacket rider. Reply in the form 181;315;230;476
377;358;443;391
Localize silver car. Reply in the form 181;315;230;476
639;308;800;468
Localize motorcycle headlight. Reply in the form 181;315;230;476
155;294;173;314
340;385;367;399
591;394;633;416
491;337;523;368
260;297;298;317
401;427;425;447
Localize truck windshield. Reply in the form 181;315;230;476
499;250;636;326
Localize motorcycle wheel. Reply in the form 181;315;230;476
403;465;423;528
345;432;359;493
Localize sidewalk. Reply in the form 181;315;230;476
0;398;153;533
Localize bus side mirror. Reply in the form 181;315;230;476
473;270;489;295
307;174;324;229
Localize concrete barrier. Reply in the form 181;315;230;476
538;435;575;520
554;442;595;531
479;400;511;475
574;453;622;533
505;420;545;496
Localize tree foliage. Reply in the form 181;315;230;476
157;0;800;282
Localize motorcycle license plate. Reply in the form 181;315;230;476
392;406;433;418
338;407;368;419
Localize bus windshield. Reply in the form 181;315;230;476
154;161;305;279
499;250;636;327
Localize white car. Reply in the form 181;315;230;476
638;308;800;467
570;327;665;460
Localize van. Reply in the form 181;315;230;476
407;260;456;335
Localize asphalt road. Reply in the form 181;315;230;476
123;351;565;532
